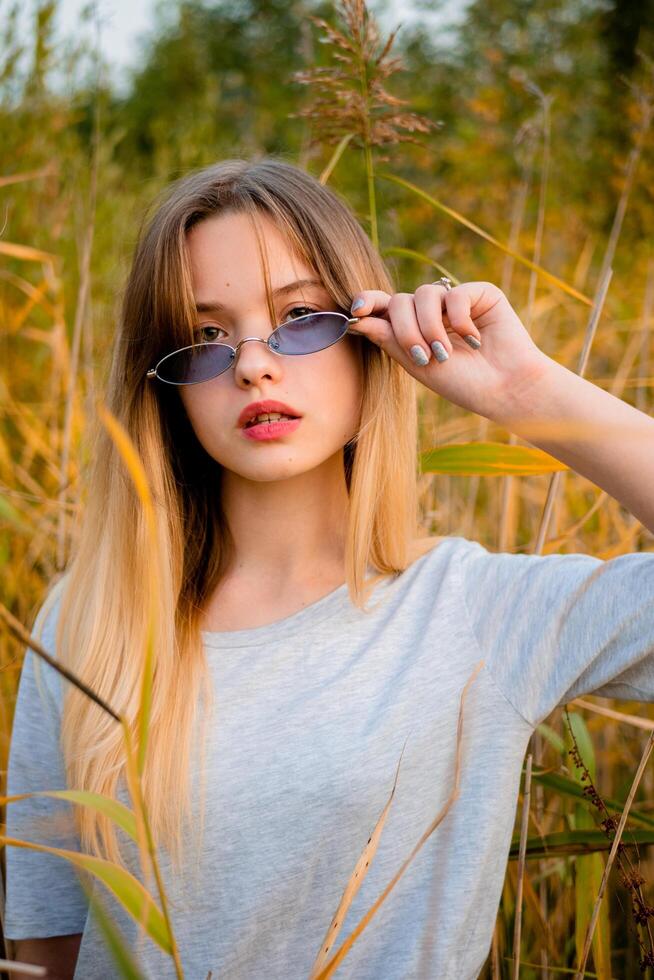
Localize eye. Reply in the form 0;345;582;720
282;305;319;321
195;323;226;343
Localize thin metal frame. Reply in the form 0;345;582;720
146;311;362;386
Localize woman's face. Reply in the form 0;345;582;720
178;210;364;483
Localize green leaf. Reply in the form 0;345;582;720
80;881;148;980
529;769;654;829
509;828;654;860
5;790;139;842
536;722;565;756
0;834;172;953
566;711;596;783
319;133;354;185
576;850;612;980
503;956;618;978
420;442;568;476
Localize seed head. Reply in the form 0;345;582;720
290;0;440;161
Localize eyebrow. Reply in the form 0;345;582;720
195;278;326;314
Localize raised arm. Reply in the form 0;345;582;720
347;280;654;534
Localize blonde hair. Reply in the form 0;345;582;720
43;157;435;874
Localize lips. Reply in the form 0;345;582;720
237;399;302;428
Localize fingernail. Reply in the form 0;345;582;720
431;341;449;362
410;345;430;366
350;297;365;313
464;334;481;350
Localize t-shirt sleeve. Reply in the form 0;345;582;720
3;584;89;939
455;537;654;728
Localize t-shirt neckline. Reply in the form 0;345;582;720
199;544;446;649
201;578;353;648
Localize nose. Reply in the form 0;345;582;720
232;335;283;388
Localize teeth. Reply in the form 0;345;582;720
246;412;294;427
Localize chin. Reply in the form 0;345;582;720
225;458;306;482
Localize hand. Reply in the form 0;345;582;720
348;281;554;421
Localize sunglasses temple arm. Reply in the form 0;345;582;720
345;315;364;336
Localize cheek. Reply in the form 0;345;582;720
318;345;363;430
178;388;227;444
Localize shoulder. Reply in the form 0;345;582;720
386;535;487;598
406;534;486;567
399;535;511;600
407;535;445;562
404;537;654;611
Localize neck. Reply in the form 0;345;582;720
219;451;350;587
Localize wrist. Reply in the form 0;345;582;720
489;353;565;432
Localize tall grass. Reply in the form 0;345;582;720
1;1;654;978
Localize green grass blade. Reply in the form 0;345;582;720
378;172;594;307
2;789;138;840
0;835;172;953
420;442;568;476
536;723;565;755
529;769;654;829
509;828;654;860
576;848;612;979
78;878;148;980
503;956;620;978
565;714;612;978
381;246;459;284
319;133;354;185
567;711;596;781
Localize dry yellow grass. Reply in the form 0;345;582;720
2;2;654;977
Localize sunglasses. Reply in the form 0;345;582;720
146;311;363;386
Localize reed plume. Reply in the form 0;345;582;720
291;0;440;247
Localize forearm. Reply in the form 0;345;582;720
492;356;654;535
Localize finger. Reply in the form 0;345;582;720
350;289;392;318
348;290;425;368
348;289;395;347
386;292;435;366
443;288;482;349
412;283;455;361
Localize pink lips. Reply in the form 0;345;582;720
241;417;302;441
237;399;302;428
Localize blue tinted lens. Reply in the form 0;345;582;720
269;313;348;355
156;343;234;385
155;313;350;385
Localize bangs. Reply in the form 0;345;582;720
172;198;333;356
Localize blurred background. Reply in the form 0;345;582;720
1;0;654;976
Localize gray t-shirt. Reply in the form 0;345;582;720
5;535;654;979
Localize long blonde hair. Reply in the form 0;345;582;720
41;157;433;873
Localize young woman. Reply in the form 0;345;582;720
5;157;654;980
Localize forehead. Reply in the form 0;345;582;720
185;210;319;302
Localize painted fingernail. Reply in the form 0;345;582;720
351;297;365;313
464;334;481;350
431;341;449;362
410;345;430;366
